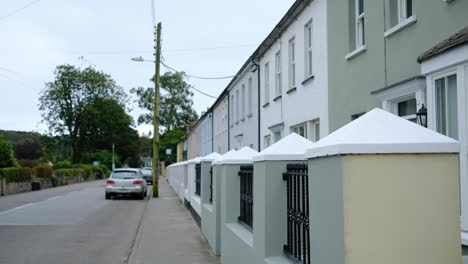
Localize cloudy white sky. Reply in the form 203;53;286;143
0;0;295;135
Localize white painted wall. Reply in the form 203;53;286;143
229;63;259;151
201;113;213;156
259;0;329;150
213;96;229;154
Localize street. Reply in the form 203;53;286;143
0;180;148;264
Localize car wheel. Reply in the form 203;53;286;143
105;193;111;200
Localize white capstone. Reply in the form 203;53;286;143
187;157;202;164
200;152;222;162
212;149;237;166
305;108;460;159
253;133;315;161
215;147;258;165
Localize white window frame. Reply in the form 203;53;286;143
395;97;417;122
241;84;245;121
275;51;282;97
398;0;412;22
264;135;271;149
236;90;239;124
355;0;365;48
291;123;308;139
433;72;458;139
264;63;270;103
288;37;296;89
248;77;253;116
305;20;313;78
311;119;320;142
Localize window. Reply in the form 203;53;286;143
275;51;282;97
264;63;270;103
292;123;308;138
355;0;365;48
242;85;245;120
313;120;320;142
273;131;282;143
435;74;458;139
230;95;234;126
264;135;271;149
305;20;313;77
248;78;253;115
397;98;417;122
236;90;240;123
389;0;413;27
288;37;296;88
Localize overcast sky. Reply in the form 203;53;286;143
0;0;295;135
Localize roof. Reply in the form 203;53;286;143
418;26;468;63
213;147;258;165
253;133;314;162
212;149;237;165
304;108;460;159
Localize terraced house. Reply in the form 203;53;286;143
180;0;468;251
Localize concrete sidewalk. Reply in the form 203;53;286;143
128;177;220;264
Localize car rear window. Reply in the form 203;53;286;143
112;171;138;179
142;170;152;176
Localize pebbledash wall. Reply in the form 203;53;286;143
259;0;328;149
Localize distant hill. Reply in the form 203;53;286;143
0;130;42;145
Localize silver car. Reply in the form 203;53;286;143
105;168;147;200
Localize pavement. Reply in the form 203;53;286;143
128;177;220;264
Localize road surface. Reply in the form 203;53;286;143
0;180;148;264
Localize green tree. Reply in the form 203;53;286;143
159;128;185;164
131;72;198;131
39;65;126;162
0;134;18;168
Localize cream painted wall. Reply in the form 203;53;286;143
342;154;461;264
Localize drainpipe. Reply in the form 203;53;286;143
252;59;261;152
227;91;231;150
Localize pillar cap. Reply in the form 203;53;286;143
214;147;258;165
201;152;222;162
253;133;314;162
305;108;460;159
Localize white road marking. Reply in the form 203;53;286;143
0;203;35;215
47;196;60;201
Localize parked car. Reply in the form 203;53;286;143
105;168;147;200
141;168;153;185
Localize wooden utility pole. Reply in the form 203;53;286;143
152;22;162;198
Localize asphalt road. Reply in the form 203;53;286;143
0;180;148;264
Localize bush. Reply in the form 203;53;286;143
0;167;31;183
54;160;72;169
0;134;18;168
50;176;59;187
18;159;41;168
54;168;83;179
34;166;53;178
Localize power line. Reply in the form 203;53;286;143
0;0;43;23
161;61;236;80
190;87;218;99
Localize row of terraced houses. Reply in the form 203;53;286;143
177;0;468;249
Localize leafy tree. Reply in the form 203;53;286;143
39;65;126;162
0;134;18;168
77;98;140;167
13;140;43;160
159;128;185;164
131;72;198;131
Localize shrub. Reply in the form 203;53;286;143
34;166;53;178
50;176;59;187
54;160;72;169
0;167;31;183
54;168;83;179
0;134;18;168
18;159;41;168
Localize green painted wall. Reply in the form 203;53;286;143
326;0;468;132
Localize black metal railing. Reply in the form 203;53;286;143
209;166;213;203
238;165;253;231
195;163;201;196
283;163;310;264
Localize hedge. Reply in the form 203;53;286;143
33;166;53;178
0;167;32;183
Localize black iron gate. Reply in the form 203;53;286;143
238;165;253;231
209;166;213;203
195;163;201;196
283;163;310;264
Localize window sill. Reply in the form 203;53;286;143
345;45;367;60
247;113;253;118
263;102;270;108
301;75;315;85
273;95;282;102
286;87;297;95
384;16;417;38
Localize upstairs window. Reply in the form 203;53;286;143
389;0;413;27
236;90;240;123
248;77;253;115
355;0;365;48
230;95;234;126
264;63;270;103
304;20;313;77
288;37;296;88
275;51;282;97
242;84;245;120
